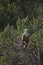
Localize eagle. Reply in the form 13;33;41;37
21;29;29;48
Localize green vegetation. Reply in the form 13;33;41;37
0;0;43;65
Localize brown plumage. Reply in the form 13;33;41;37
21;29;29;48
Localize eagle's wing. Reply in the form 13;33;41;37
21;33;24;41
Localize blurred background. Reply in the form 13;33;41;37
0;0;43;65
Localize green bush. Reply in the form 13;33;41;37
17;17;35;37
0;3;18;29
0;18;43;65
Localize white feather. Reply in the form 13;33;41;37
21;29;29;40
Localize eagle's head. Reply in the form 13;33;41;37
23;29;28;32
